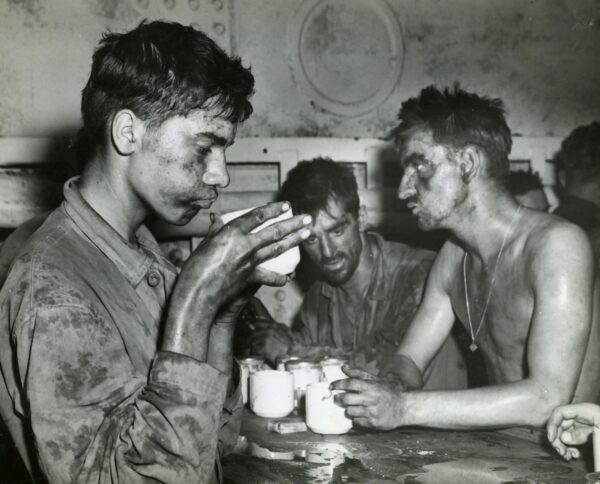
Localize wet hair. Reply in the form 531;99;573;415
391;84;512;180
76;20;254;163
553;122;600;183
507;170;544;196
279;158;360;218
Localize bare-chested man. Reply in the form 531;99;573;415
333;85;600;430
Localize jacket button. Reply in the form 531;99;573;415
147;271;161;287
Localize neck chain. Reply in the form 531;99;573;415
463;204;523;351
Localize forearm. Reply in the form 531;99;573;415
381;353;424;389
28;328;228;483
118;353;228;477
162;277;219;361
401;379;566;429
208;323;235;375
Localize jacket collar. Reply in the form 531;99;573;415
62;176;175;287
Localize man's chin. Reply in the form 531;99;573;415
416;216;439;231
322;269;352;286
167;207;201;226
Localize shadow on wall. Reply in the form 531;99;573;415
0;127;81;237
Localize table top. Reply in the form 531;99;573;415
221;410;593;484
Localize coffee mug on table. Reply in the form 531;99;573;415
237;356;265;405
249;370;295;418
319;357;348;383
305;381;352;435
220;206;301;274
285;360;322;410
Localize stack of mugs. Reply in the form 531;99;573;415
238;356;353;435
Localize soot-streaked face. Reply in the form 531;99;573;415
302;197;363;286
129;106;236;225
397;129;468;230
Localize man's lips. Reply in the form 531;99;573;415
322;257;344;270
407;202;420;214
190;196;218;208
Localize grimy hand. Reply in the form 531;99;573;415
248;320;292;364
546;403;600;461
378;353;424;390
179;202;312;306
162;204;310;362
331;366;404;430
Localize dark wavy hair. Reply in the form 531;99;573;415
76;20;254;163
391;84;512;180
553;122;600;182
279;158;359;218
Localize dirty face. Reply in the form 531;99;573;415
129;107;235;225
397;129;468;230
302;197;363;286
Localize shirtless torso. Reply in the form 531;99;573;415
334;207;599;431
332;123;599;430
444;210;600;401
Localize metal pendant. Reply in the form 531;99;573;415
469;343;478;352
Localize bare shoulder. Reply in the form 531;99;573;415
520;210;594;277
428;237;465;291
522;211;592;256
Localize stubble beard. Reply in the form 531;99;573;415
320;256;353;286
417;192;469;231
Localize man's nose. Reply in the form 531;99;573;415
398;170;416;200
202;152;230;188
320;235;334;258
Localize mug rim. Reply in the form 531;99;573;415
251;369;293;377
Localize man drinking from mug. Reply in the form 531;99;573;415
0;21;311;483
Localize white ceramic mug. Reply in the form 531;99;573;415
320;358;348;383
288;365;321;409
237;357;265;405
249;370;295;418
305;381;352;435
220;206;301;274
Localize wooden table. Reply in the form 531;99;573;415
221;410;593;483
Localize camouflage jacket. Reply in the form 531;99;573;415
0;178;241;483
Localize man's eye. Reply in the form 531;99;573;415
305;236;317;245
196;146;211;156
332;227;345;237
416;163;433;178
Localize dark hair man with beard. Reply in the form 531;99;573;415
332;85;600;430
246;158;467;390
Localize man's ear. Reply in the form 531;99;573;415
111;110;143;156
458;146;482;183
358;204;368;231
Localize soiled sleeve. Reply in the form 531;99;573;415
13;303;226;484
216;362;243;458
387;251;434;340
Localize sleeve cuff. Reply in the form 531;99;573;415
150;351;227;401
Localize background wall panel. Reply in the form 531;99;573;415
0;0;598;139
